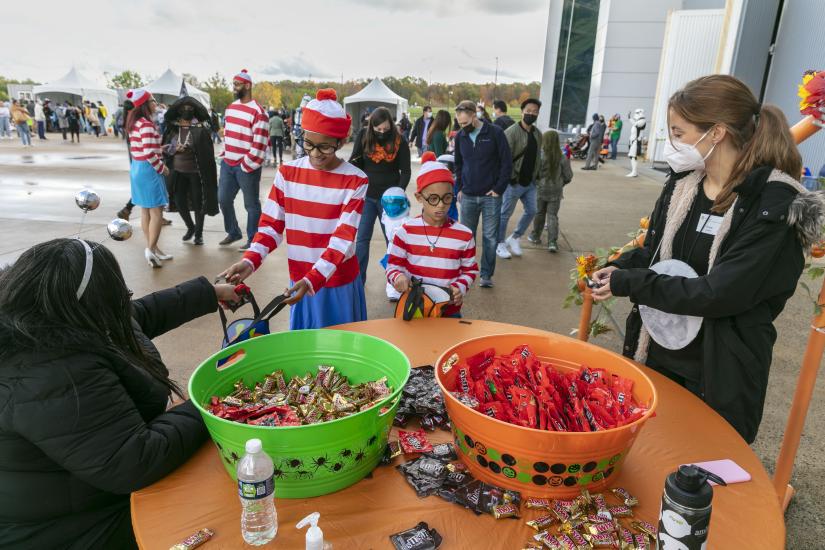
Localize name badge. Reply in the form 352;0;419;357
697;213;723;236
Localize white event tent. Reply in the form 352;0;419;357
343;78;409;124
145;69;211;109
33;67;118;118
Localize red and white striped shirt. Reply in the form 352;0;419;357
222;99;269;173
243;156;368;293
386;217;479;298
128;117;164;174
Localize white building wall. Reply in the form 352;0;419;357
585;0;683;152
649;9;726;163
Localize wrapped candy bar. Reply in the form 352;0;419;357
492;502;520;519
447;345;649;432
398;429;434;454
608;505;633;518
426;443;458;461
525;497;552;511
633;534;651;550
526;514;556;532
611;487;639;507
389;522;443;550
169;528;214;550
630;520;657;538
396;366;451;430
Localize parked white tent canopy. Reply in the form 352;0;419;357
343;78;409;126
33;67;118;122
145;69;211;109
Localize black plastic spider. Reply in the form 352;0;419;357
329;462;344;472
287;458;304;469
368;435;377;446
354;448;367;462
273;466;287;480
230;451;240;463
310;454;330;471
340;448;352;459
295;470;313;480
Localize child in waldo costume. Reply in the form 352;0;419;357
386;151;479;317
221;89;369;329
378;186;411;302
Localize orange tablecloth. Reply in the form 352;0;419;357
131;319;785;549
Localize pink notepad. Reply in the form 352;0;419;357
683;459;751;485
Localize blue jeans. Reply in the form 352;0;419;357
0;116;10;137
36;120;46;139
356;196;387;283
16;123;31;146
498;182;537;242
218;160;262;242
460;193;502;280
610;136;619;159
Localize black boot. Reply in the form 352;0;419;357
194;234;204;245
182;227;195;241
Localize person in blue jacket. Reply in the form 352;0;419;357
453;99;512;288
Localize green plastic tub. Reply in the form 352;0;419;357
188;329;411;498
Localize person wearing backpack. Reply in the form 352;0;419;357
497;98;543;259
529;129;572;252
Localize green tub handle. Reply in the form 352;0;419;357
378;394;401;417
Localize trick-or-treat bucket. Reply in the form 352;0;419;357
189;329;411;498
435;333;658;498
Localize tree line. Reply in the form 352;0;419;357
3;70;542;114
108;71;541;114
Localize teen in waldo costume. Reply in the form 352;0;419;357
221;89;369;329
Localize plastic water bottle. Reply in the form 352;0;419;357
237;438;277;545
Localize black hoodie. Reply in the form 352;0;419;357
0;278;215;549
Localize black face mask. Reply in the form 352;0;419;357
181;108;195;121
522;114;538;126
375;131;391;143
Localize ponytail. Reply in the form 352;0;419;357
668;75;803;215
714;104;802;213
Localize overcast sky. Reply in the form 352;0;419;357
1;0;550;86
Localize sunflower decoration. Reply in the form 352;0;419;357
575;254;599;280
798;70;825;118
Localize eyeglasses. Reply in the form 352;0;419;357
422;192;454;206
302;136;338;155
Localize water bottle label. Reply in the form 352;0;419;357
238;476;274;500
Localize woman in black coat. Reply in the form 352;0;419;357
592;75;825;443
163;97;220;245
350;106;411;283
0;238;239;549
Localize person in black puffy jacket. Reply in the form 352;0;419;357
0;238;240;549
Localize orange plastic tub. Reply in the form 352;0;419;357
435;333;657;498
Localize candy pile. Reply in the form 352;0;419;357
390;521;442;550
518;488;657;549
395;366;450;431
395;442;523;517
445;346;649;431
206;366;391;426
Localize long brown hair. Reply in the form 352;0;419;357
426;109;452;146
125;100;155;134
362;107;399;155
668;74;802;214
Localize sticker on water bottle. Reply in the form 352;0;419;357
238;477;274;500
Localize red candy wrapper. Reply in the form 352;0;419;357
398;429;434;454
448;345;649;433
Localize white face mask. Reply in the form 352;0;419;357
663;129;715;173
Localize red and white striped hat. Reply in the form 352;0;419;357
233;69;252;84
416;151;454;193
126;88;153;108
301;89;351;139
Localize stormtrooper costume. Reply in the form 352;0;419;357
378;186;411;300
626;108;647;178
